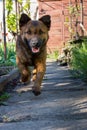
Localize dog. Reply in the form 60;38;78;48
16;13;51;96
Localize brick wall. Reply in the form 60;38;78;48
38;0;87;53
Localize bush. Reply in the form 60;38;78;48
71;39;87;79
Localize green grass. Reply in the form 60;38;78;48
0;42;16;66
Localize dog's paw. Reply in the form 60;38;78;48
32;85;41;96
32;90;41;96
20;76;31;83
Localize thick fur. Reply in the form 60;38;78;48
16;13;51;96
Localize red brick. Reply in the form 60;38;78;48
39;0;87;53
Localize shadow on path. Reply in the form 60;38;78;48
0;61;87;130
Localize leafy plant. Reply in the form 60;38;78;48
18;0;30;14
0;42;16;66
6;0;13;13
6;13;16;33
70;39;87;79
6;0;16;33
6;0;30;33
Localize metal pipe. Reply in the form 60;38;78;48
15;0;18;34
80;0;84;36
3;0;7;60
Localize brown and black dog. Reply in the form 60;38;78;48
16;13;51;96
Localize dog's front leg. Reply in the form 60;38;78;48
32;63;46;96
18;64;31;83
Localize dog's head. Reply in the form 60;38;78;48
19;13;51;53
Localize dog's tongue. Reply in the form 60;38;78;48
32;47;39;53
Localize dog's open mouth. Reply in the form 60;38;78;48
32;47;40;53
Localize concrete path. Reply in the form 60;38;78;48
0;61;87;130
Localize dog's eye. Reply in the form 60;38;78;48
25;30;31;35
39;29;44;35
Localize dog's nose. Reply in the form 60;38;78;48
31;37;38;46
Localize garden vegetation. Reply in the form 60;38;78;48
70;37;87;80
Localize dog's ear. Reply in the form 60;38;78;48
19;13;31;28
39;15;51;30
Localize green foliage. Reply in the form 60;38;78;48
0;42;16;66
23;1;30;14
6;0;13;13
18;0;22;4
0;93;10;101
6;13;16;32
68;4;80;17
54;50;59;60
0;92;10;105
47;50;59;60
6;0;30;33
71;39;87;79
18;0;30;14
6;0;16;33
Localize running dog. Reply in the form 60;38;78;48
16;13;51;96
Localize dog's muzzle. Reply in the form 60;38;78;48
28;37;44;53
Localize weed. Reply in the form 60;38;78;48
0;92;10;105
